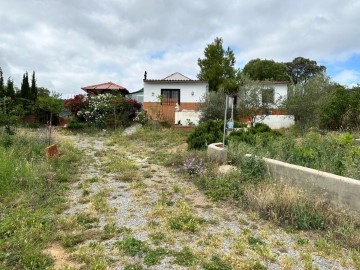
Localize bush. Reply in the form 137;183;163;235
227;123;281;146
67;119;86;129
187;120;223;150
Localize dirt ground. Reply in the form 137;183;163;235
47;130;358;270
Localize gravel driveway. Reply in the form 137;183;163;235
51;130;357;270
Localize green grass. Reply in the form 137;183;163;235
172;246;199;267
0;130;80;269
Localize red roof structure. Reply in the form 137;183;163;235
81;81;129;95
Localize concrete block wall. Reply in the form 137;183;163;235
263;157;360;214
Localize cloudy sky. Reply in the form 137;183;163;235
1;0;359;97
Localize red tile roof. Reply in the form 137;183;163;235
81;81;129;94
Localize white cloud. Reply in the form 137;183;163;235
333;70;360;87
0;0;359;95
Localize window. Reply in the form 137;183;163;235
161;89;180;105
261;88;275;104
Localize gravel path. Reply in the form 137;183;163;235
54;131;357;270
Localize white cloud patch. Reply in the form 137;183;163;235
333;70;360;87
0;0;359;95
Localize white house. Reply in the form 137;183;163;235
251;81;295;129
143;72;208;125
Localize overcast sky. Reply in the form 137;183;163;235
1;0;359;97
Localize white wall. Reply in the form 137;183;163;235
144;82;208;103
175;110;202;126
255;115;295;129
272;83;288;107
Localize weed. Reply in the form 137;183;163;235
124;264;143;270
203;255;232;270
149;232;166;245
143;247;168;266
61;232;85;248
172;247;199;267
172;184;181;193
168;213;206;232
115;237;146;256
76;213;99;229
73;242;112;269
142;170;153;178
101;223;131;240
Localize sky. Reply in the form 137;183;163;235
0;0;359;98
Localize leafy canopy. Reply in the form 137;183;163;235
197;37;238;92
243;58;289;81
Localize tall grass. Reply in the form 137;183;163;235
229;131;360;179
0;130;80;269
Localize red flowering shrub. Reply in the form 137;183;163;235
64;94;88;120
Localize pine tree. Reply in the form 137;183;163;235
6;77;15;99
30;71;37;101
197;37;238;92
21;71;31;100
0;67;4;98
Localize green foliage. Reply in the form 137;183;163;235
115;237;146;256
195;171;245;201
291;203;325;230
168;213;206;232
20;71;31;100
67;118;87;129
286;56;326;84
237;74;278;125
172;247;199;267
0;67;4;98
240;156;266;182
149;232;166;245
285;74;332;132
197;37;238;92
0;132;80;269
143;248;167;266
203;255;232;270
199;89;228;122
124;264;143;270
243;58;289;81
187;120;223;150
227;123;281;146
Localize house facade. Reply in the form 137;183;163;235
143;72;208;125
252;81;295;129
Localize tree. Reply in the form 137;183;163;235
284;74;331;132
5;77;15;99
197;37;238;92
242;59;289;81
237;74;276;126
37;87;50;97
199;89;228;122
317;84;349;130
341;86;360;129
37;92;63;145
30;71;37;101
286;57;326;84
0;67;4;98
20;72;31;100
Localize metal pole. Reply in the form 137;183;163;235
222;95;228;146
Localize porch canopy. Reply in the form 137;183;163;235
81;81;129;95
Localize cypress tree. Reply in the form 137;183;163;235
30;71;37;101
21;71;30;100
0;67;4;98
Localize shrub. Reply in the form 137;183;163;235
187;120;223;150
67;118;86;129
